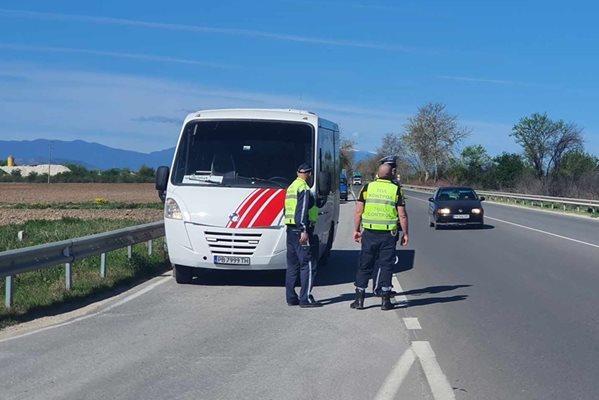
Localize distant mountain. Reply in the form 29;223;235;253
0;139;175;170
0;139;376;171
353;150;377;164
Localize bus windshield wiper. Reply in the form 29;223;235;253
237;176;285;188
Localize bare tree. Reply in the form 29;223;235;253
339;137;356;173
402;102;470;182
511;112;583;179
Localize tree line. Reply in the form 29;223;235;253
341;102;599;199
0;164;157;183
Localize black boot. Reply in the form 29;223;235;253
350;289;365;310
381;291;394;311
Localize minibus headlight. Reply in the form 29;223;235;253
471;208;482;214
438;208;451;215
165;198;183;220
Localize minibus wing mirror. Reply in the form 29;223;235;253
155;166;170;202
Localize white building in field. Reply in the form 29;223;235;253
0;164;71;177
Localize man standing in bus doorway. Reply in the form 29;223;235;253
352;162;409;310
284;163;322;308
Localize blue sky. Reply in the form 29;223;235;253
1;0;598;155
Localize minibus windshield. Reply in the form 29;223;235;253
172;119;314;188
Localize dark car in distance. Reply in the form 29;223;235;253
428;186;485;229
339;174;348;201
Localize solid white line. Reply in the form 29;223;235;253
392;274;408;303
0;275;171;344
406;194;599;250
412;341;456;400
403;317;422;330
373;346;416;400
485;216;599;249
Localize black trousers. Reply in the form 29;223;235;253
285;228;316;304
355;229;396;290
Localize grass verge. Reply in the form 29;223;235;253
0;218;169;329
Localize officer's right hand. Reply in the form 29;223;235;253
353;231;362;243
299;231;309;245
400;233;409;246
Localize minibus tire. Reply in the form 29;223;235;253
174;264;193;284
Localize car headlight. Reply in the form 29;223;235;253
471;208;482;214
165;198;183;220
438;208;451;215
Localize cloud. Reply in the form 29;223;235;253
0;43;235;69
281;0;398;11
0;8;412;52
437;75;528;86
0;62;408;152
0;62;526;155
133;116;182;124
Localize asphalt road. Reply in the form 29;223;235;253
1;189;598;399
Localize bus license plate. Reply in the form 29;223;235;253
213;255;251;265
453;214;470;219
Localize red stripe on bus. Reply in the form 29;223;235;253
229;189;264;228
237;188;277;228
249;189;286;227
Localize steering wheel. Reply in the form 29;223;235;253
268;176;289;185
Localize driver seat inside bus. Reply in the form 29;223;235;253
211;153;236;179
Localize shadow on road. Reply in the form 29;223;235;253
191;269;286;287
435;224;495;230
399;284;472;296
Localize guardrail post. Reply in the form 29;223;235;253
4;275;13;308
64;247;72;290
127;245;132;259
100;253;107;278
148;240;153;256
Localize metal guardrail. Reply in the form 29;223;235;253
402;184;599;212
1;221;165;308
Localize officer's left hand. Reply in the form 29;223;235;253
353;231;362;243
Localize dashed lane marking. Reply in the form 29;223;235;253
403;317;422;330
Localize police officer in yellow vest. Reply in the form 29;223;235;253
351;163;409;310
284;163;321;308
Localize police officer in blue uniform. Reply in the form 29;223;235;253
351;162;409;310
284;163;322;308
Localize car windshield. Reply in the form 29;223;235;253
436;189;478;201
172;120;314;188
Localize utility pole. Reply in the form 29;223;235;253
48;142;52;184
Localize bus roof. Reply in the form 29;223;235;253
183;108;338;130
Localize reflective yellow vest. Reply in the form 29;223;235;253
285;178;318;226
361;179;398;231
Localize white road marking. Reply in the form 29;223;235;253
412;341;457;400
392;274;408;303
403;317;422;330
406;194;599;250
485;216;599;249
0;275;171;344
373;346;416;400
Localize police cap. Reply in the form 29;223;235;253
379;155;397;167
297;163;313;173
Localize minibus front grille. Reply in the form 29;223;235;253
204;231;262;255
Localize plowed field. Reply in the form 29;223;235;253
0;183;162;225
